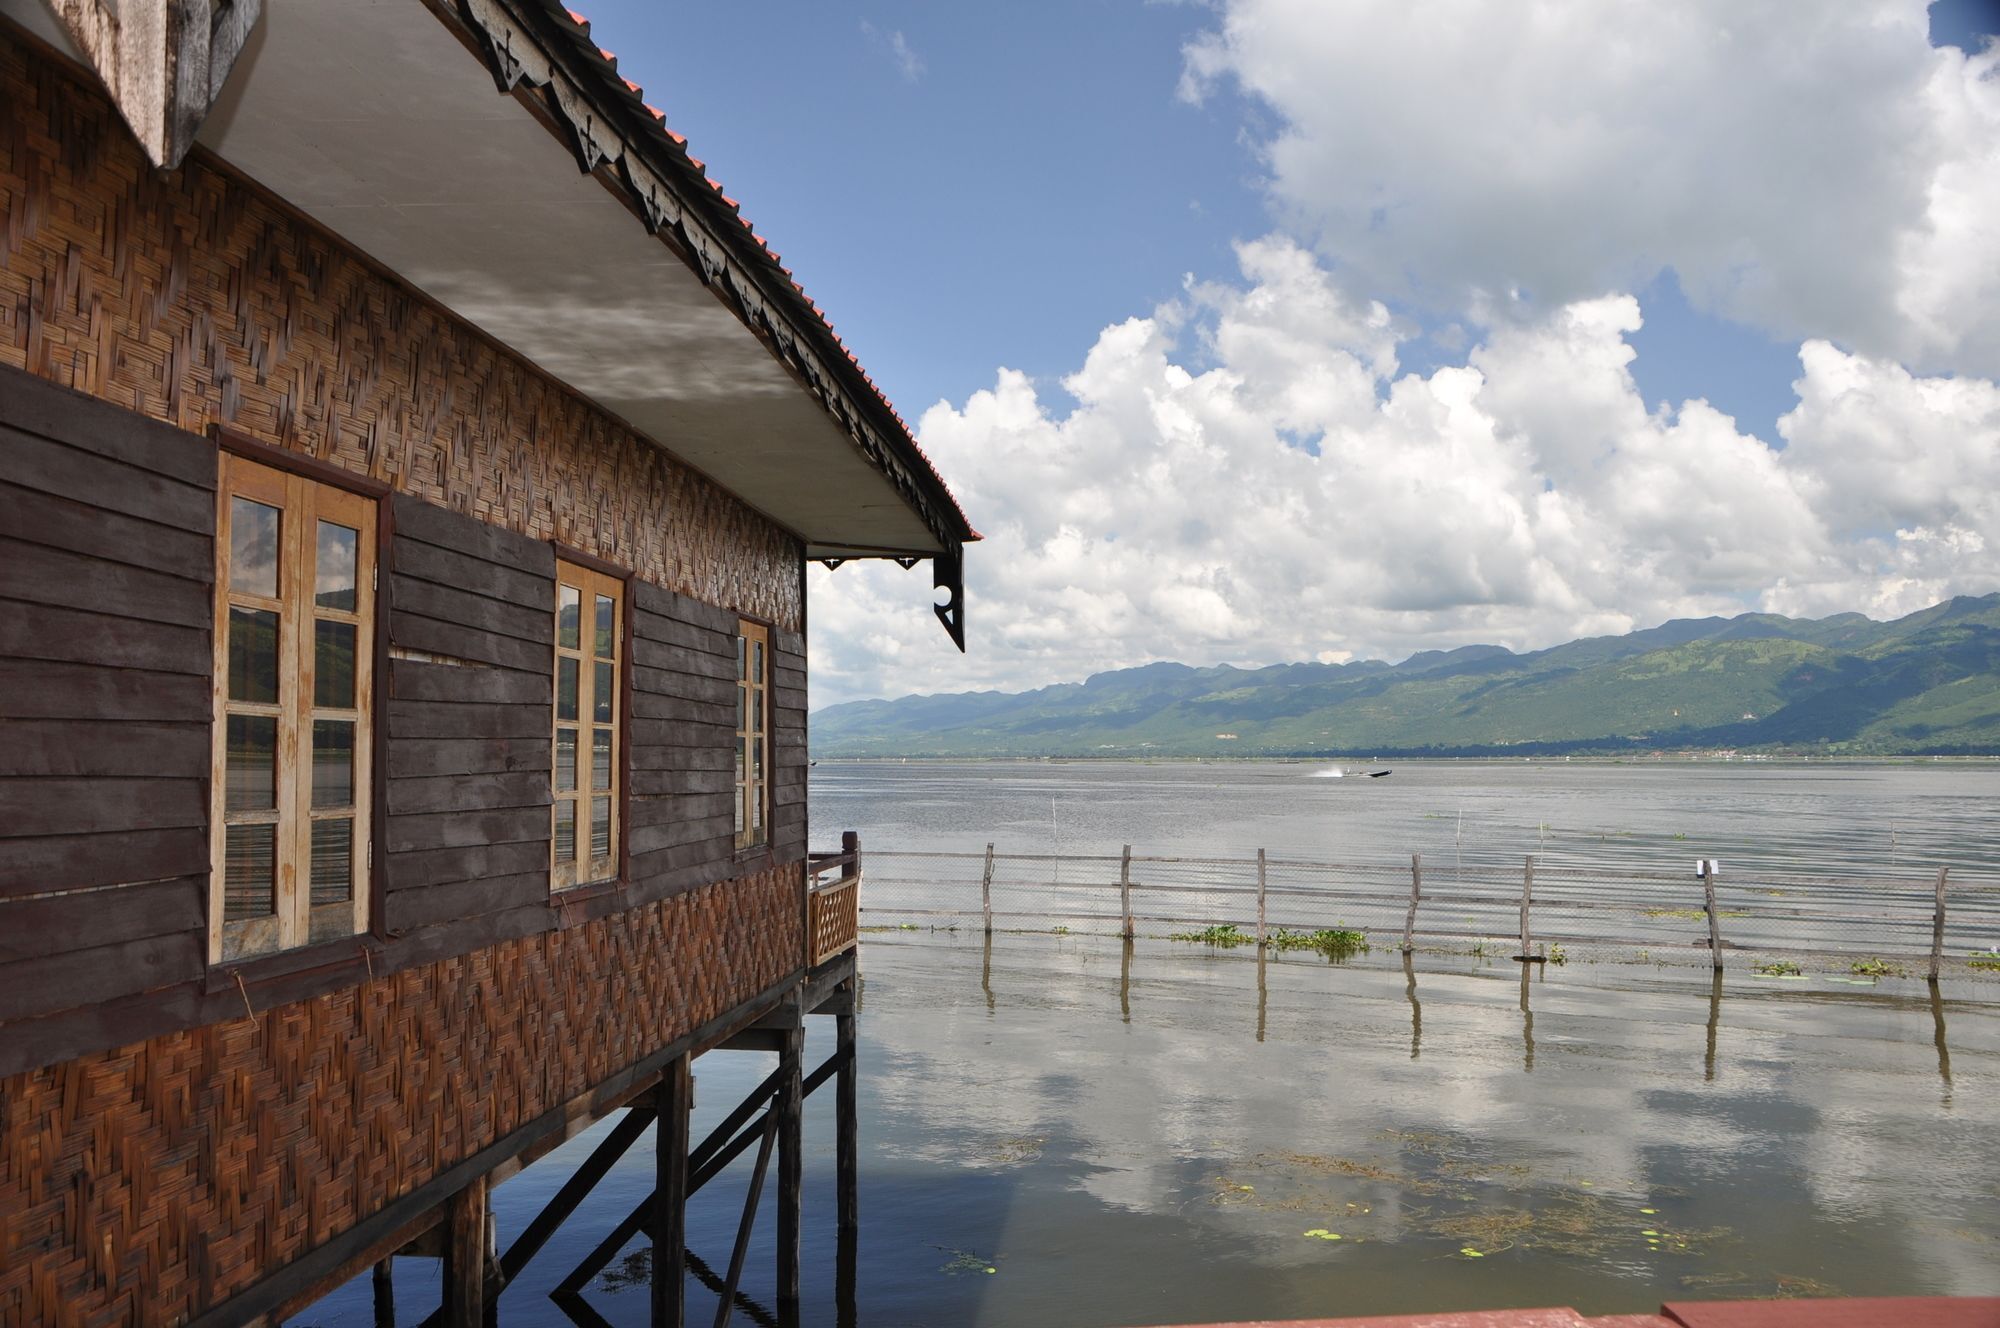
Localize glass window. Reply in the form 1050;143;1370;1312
212;453;375;962
552;562;621;890
735;619;770;850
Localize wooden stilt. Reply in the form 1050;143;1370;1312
372;1259;395;1328
835;988;858;1327
500;1106;656;1284
714;1111;780;1328
654;1056;692;1328
776;1020;804;1326
444;1177;487;1328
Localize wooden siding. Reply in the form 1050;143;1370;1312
381;495;556;938
772;627;809;863
0;372;215;1024
0;865;802;1325
0;22;801;635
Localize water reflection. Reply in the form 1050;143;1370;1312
1933;982;1953;1101
1519;963;1535;1073
1403;953;1421;1060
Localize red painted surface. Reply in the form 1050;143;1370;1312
1151;1301;2000;1328
1662;1298;2000;1327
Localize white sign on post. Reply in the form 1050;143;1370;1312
1694;858;1722;876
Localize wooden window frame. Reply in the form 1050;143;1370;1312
552;559;624;891
209;450;379;964
734;618;772;852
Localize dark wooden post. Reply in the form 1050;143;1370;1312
1402;854;1421;953
980;842;995;935
835;987;858;1325
372;1259;395;1328
444;1176;487;1328
1929;866;1949;984
777;1020;804;1325
1255;849;1267;948
1701;859;1724;971
653;1055;692;1328
1119;845;1134;940
1515;855;1534;961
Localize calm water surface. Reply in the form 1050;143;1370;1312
308;762;2000;1325
813;757;2000;872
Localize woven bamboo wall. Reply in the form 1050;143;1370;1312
0;865;799;1325
0;24;801;632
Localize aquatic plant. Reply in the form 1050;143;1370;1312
1545;942;1568;966
1271;927;1369;959
1171;923;1251;947
1849;958;1904;978
1754;959;1803;977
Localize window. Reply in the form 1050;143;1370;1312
553;562;622;889
211;454;375;961
735;619;769;849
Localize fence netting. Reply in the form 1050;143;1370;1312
859;847;2000;980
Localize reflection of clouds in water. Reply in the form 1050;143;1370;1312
860;935;2000;1290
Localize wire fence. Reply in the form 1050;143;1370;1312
857;845;2000;980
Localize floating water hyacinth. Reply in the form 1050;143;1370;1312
1460;1247;1485;1258
1301;1228;1343;1241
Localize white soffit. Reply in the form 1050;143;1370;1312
49;0;945;556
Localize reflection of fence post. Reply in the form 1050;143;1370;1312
1256;849;1267;948
1402;854;1421;953
1516;855;1535;961
1929;865;1949;984
1120;845;1134;940
1701;859;1723;971
980;843;995;935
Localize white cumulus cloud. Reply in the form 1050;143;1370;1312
1180;0;2000;375
810;238;2000;706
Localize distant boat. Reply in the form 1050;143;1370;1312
1365;769;1392;778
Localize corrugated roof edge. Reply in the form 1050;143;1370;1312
484;0;979;548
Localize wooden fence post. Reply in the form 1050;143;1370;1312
1930;865;1949;984
1701;859;1724;971
1255;849;1267;948
1402;853;1421;954
444;1175;488;1328
980;842;995;936
1515;855;1535;962
1120;845;1134;940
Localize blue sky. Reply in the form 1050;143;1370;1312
576;2;2000;704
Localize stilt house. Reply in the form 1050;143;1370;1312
0;0;973;1321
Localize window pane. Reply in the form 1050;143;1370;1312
555;728;577;792
752;639;764;683
225;713;277;812
557;657;578;721
735;786;746;834
230;498;280;597
753;736;764;782
228;607;279;704
224;823;277;921
590;796;611;858
751;688;764;735
554;800;576;863
594;594;616;658
312;719;355;808
315;521;358;610
558;584;581;650
592;728;612;790
752;782;763;833
593;661;614;722
310;818;353;906
315;619;357;708
737;635;746;681
735;685;744;733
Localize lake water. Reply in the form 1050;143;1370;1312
307;761;2000;1325
812;757;2000;874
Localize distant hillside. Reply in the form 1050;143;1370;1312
812;594;2000;757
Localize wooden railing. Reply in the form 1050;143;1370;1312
807;831;862;968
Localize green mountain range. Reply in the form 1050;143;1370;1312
813;594;2000;757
